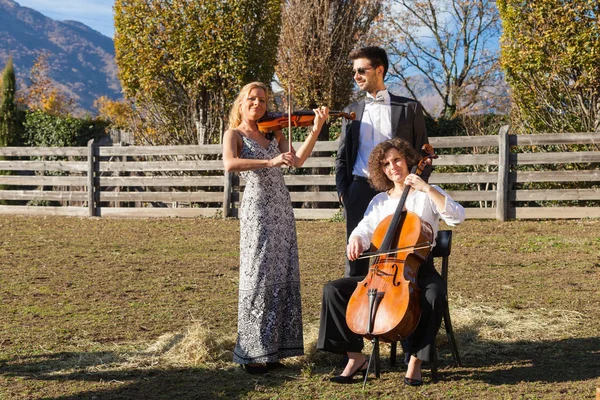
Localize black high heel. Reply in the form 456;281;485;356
404;377;423;386
242;363;268;375
266;361;285;370
329;360;368;384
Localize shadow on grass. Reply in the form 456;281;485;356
0;351;305;400
1;335;599;398
432;334;600;385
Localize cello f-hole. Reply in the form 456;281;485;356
392;263;401;287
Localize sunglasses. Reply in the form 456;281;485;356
352;67;374;75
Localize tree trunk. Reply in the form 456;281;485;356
193;87;208;145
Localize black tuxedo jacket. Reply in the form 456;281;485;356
335;93;430;199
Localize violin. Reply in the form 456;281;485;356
345;145;438;342
256;109;356;133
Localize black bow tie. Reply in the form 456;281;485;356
366;95;385;104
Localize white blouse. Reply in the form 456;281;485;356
349;185;466;250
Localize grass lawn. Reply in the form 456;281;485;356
0;216;599;399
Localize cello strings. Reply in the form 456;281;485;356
363;240;433;319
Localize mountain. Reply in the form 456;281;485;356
387;74;510;117
0;0;121;114
387;75;444;116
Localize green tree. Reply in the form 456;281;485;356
114;0;281;145
23;111;108;147
498;0;600;133
0;56;17;147
0;56;18;198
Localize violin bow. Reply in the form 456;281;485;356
287;83;292;153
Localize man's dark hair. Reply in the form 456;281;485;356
349;46;389;78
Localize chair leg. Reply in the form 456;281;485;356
430;341;438;382
390;341;397;366
373;338;381;378
443;298;462;367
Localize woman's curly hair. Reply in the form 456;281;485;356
367;138;420;192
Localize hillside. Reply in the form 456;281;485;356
0;0;121;114
387;75;444;116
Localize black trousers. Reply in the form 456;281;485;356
316;256;445;363
342;177;379;277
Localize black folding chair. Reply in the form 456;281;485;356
389;229;462;382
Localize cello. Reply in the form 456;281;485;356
345;144;438;343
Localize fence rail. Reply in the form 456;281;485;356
0;127;598;220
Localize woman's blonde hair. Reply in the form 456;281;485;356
227;82;269;129
367;138;420;191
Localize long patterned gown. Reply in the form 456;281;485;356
232;133;304;365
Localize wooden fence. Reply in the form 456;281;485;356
0;127;598;220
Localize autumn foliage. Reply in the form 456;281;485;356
498;0;600;133
113;0;281;145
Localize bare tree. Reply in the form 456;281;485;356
379;0;504;119
276;0;382;209
277;0;382;112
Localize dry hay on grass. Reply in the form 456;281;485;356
49;323;239;375
450;295;585;343
132;299;585;370
138;322;236;369
439;295;586;359
49;299;585;376
301;297;586;368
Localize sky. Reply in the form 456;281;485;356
15;0;115;38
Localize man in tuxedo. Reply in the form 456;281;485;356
336;46;430;277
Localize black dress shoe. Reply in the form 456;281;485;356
329;360;368;384
404;377;423;386
266;362;285;370
242;364;268;375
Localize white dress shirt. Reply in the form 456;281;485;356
352;89;393;178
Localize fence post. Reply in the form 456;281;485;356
87;139;96;216
223;171;232;218
496;125;510;221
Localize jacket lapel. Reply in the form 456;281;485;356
353;93;407;135
351;100;365;144
390;93;406;132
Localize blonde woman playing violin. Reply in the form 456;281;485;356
223;82;329;375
